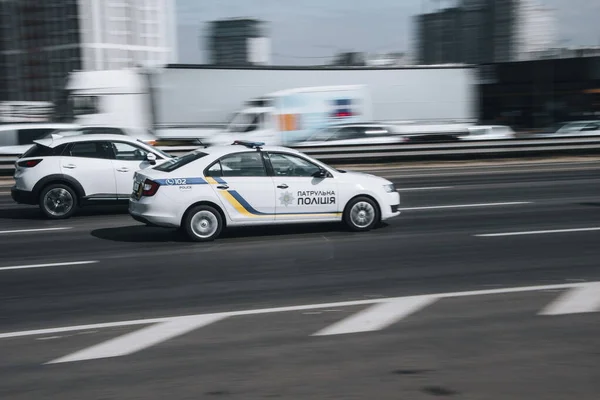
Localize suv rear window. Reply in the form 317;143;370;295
22;143;67;158
17;128;55;145
153;151;208;172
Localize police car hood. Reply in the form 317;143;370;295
339;170;392;185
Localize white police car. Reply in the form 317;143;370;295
129;141;401;241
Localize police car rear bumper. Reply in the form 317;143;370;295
128;200;179;228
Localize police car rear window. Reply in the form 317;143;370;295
153;151;208;172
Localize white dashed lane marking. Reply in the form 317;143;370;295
0;261;98;272
397;186;452;192
476;227;600;237
399;201;532;211
0;227;72;235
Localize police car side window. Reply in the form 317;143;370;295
206;161;223;177
268;153;321;177
219;152;267;177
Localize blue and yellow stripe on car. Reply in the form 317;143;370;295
204;176;342;218
205;176;227;185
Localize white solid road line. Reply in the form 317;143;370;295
397;186;452;192
48;315;227;364
399;201;532;211
476;227;600;237
0;261;98;272
313;295;438;336
0;227;72;235
539;283;600;315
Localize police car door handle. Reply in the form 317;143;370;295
63;164;76;169
217;185;229;190
116;167;130;172
277;184;289;189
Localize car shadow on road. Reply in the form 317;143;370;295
91;225;188;243
580;202;600;207
90;222;364;243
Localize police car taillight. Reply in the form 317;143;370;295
141;179;160;196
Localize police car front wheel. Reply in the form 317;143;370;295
344;196;380;232
184;205;223;242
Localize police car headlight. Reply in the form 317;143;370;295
383;184;396;193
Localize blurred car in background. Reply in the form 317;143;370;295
0;123;79;156
553;120;600;136
393;123;470;143
458;125;515;141
295;123;407;147
528;120;600;138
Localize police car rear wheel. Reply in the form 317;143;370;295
344;196;379;232
184;205;222;242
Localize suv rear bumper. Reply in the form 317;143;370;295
11;186;36;205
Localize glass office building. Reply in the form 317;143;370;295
0;0;177;102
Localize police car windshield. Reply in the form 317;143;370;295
153;151;208;172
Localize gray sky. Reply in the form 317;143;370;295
176;0;600;65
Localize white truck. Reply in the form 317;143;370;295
54;64;477;142
205;85;371;146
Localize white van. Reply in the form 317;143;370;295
205;85;371;147
0;123;79;155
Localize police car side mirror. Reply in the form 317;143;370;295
312;168;327;178
146;152;157;165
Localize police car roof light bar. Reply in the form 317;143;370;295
232;140;265;149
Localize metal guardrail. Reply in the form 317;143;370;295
1;137;600;175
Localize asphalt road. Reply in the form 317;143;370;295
1;160;599;399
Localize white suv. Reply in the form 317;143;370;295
11;134;172;219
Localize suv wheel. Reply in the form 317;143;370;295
343;196;380;232
39;183;78;219
184;205;223;242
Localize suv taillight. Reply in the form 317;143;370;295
17;159;42;168
141;179;160;196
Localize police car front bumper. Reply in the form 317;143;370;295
380;191;401;220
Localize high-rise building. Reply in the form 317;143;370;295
415;7;464;65
0;0;177;102
207;18;270;66
415;0;557;65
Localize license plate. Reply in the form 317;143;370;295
133;182;143;199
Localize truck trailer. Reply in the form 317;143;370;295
54;64;477;141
